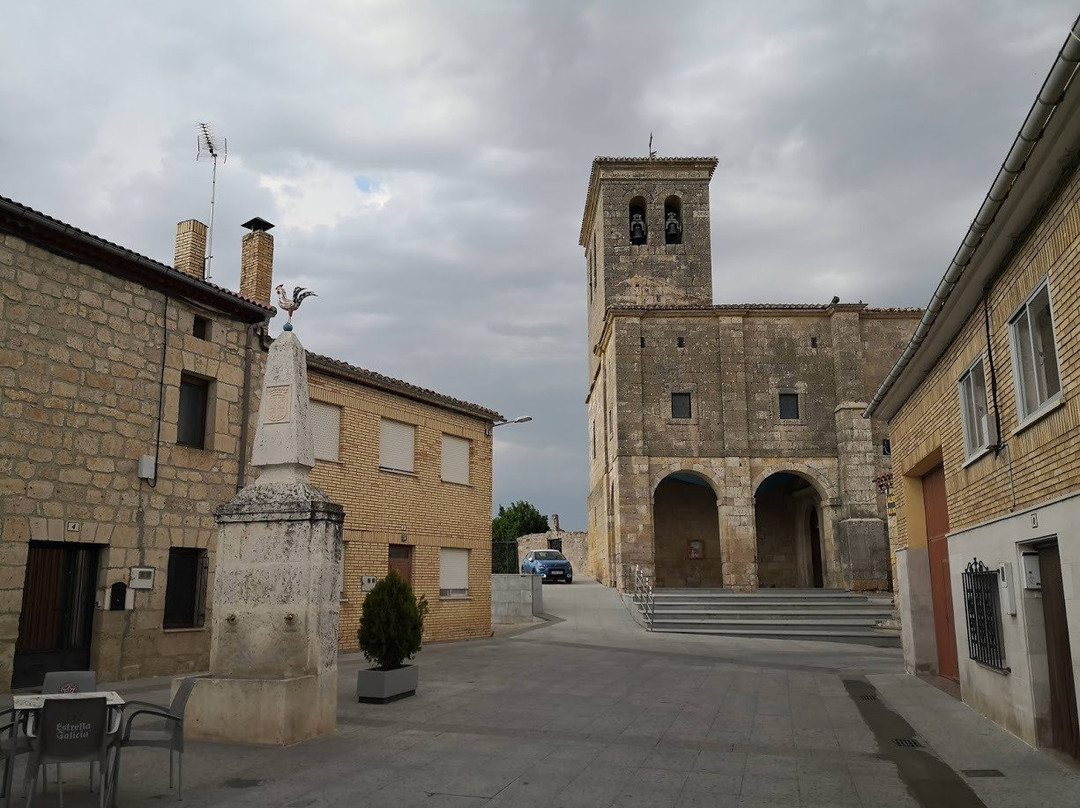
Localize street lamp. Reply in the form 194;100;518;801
486;416;532;436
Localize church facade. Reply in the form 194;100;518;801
582;157;920;592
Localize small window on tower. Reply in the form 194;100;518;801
192;315;209;340
629;197;647;245
779;393;800;420
664;196;683;245
677;336;685;348
671;392;692;419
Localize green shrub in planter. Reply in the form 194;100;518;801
357;570;429;671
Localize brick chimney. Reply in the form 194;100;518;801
174;219;208;280
240;217;275;306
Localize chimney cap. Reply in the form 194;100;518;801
241;216;275;233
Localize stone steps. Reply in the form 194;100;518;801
637;588;900;647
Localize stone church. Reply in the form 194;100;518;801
582;156;920;592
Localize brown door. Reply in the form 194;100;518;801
13;542;99;689
1039;542;1080;759
809;507;824;588
388;545;413;586
922;466;959;681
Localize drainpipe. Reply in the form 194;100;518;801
865;14;1080;417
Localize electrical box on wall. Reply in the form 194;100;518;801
129;567;156;590
1020;551;1042;589
997;562;1017;616
361;575;377;592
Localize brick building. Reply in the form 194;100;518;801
1;200;499;691
582;157;921;592
867;22;1080;759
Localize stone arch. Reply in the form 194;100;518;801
751;462;837;504
753;469;829;588
652;470;722;588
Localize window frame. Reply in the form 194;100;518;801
162;547;208;630
671;392;692;420
379;418;416;474
441;433;470;485
177;373;210;449
1008;280;1063;425
957;355;993;460
778;392;800;421
311;401;342;462
439;547;470;599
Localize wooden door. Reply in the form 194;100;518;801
922;466;959;681
1039;542;1080;759
388;545;413;586
13;542;99;688
809;507;824;588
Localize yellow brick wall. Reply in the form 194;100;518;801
890;163;1080;549
307;370;493;649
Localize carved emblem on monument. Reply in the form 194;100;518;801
265;385;291;423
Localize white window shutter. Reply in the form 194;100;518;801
311;402;341;462
380;419;415;472
440;548;469;596
441;434;470;484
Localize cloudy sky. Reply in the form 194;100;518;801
2;1;1076;528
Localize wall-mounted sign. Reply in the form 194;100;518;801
687;540;703;560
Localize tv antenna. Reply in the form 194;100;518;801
196;122;227;279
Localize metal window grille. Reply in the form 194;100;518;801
962;559;1007;671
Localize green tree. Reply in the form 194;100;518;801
491;500;549;573
357;569;428;670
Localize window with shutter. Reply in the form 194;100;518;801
958;357;993;458
440;548;469;598
311;401;342;462
380;419;415;472
441;434;470;484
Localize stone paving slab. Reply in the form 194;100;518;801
3;579;1078;807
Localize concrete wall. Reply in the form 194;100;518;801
491;574;543;624
0;230;264;688
308;369;494;646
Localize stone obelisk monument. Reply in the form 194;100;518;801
184;322;344;746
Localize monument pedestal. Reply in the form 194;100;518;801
184;672;336;746
184;330;345;746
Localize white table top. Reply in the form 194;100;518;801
12;691;125;710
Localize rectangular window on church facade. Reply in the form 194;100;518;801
779;393;800;420
671;392;692;419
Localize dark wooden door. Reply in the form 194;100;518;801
1039;542;1079;759
922;466;959;682
13;542;99;688
809;507;824;588
388;545;413;586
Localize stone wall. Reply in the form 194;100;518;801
0;230;264;688
517;530;588;578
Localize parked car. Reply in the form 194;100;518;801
521;550;573;583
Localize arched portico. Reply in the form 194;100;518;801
652;471;722;588
754;471;827;588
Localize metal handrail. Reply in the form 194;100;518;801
628;564;655;630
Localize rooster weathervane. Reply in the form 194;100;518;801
275;284;317;331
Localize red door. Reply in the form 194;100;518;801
922;465;958;682
388;545;413;586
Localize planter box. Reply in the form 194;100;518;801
356;664;418;703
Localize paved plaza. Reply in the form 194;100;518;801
6;579;1080;807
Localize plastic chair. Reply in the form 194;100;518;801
24;696;117;808
39;672;100;794
111;677;198;804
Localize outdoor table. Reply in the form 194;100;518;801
12;691;125;711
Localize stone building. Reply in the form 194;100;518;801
867;22;1080;759
0;199;272;688
1;198;499;691
581;157;921;592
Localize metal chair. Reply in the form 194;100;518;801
1;707;31;808
39;672;100;794
24;696;117;808
111;677;198;804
